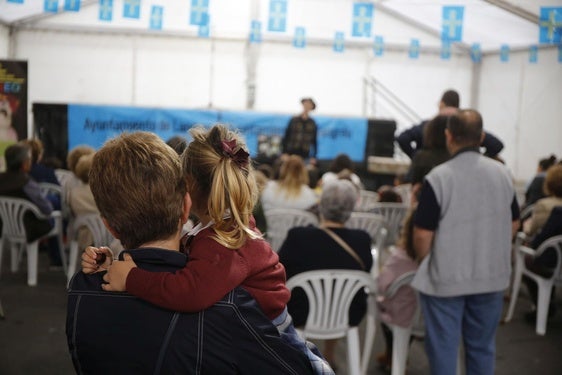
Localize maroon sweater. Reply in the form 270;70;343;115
126;226;290;320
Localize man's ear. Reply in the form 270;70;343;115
181;192;192;225
102;217;120;240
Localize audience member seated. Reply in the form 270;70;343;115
377;185;403;203
525;164;562;237
525;155;557;208
261;155;318;211
166;135;188;155
64;145;95;194
252;169;269;234
0;143;59;266
376;209;419;370
320;153;364;190
278;179;372;368
522;206;562;323
24;139;59;185
67;132;314;374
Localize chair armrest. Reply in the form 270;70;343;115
518;245;536;257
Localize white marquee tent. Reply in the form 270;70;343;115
0;0;561;181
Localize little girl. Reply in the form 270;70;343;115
82;124;332;374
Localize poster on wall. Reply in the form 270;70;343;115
0;60;28;170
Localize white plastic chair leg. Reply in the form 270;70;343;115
361;303;376;374
67;240;79;286
346;327;361;375
391;325;412;375
27;241;39;286
505;252;524;322
10;242;20;273
535;279;553;335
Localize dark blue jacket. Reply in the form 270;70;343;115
67;248;312;375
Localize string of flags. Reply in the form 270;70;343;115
4;0;561;64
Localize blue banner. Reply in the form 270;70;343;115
539;7;562;44
44;0;58;13
99;0;112;21
67;105;369;162
471;43;481;63
268;0;287;32
500;44;509;62
250;20;262;43
529;45;538;63
373;35;384;57
7;0;24;4
333;31;345;53
64;0;80;12
190;0;209;26
559;44;562;63
441;40;451;60
123;0;140;19
442;6;464;42
352;2;373;37
293;27;306;48
150;5;163;30
409;39;420;59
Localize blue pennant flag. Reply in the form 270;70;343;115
471;43;481;63
529;45;538;63
539;7;562;44
352;2;373;38
99;0;113;21
442;6;464;42
333;32;345;53
123;0;140;19
249;20;262;44
268;0;287;32
190;0;209;26
150;6;163;30
373;35;384;56
441;40;451;60
559;44;562;63
500;44;509;62
198;14;210;38
409;39;420;59
64;0;80;12
7;0;24;4
44;0;58;13
293;27;306;49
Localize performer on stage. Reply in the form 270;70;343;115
282;98;318;164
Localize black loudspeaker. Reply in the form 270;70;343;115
364;119;396;158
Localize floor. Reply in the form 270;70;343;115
1;251;561;375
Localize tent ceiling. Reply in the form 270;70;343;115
0;0;560;53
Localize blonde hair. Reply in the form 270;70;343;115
184;125;261;249
67;145;95;174
75;153;94;183
277;155;309;198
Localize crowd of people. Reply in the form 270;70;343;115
0;90;560;374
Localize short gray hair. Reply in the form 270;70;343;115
319;179;358;223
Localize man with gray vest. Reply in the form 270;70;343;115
412;109;519;375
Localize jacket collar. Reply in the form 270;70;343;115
119;248;187;270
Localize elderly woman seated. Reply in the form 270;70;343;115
278;179;372;369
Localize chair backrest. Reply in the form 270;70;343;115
264;208;319;251
0;197;45;240
346;212;387;249
38;182;62;198
371;203;409;245
72;213;114;246
286;269;376;339
355;190;379;212
533;234;562;284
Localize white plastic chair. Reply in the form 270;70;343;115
286;270;377;375
264;208;319;252
393;184;413;206
370;203;409;246
67;213;115;285
345;212;388;278
504;233;562;335
0;197;65;286
355;190;379;212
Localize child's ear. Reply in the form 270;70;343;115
102;217;120;239
181;193;192;224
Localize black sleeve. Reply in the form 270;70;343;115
414;180;440;231
482;132;504;157
531;207;562;249
282;118;293;153
511;195;520;221
396;123;424;159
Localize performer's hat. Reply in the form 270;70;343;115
300;97;316;110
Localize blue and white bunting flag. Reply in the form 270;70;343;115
150;6;163;30
99;0;113;21
333;31;345;53
190;0;209;26
539;7;562;44
441;40;451;60
471;43;481;63
373;35;384;57
352;2;373;38
44;0;58;13
198;14;210;38
64;0;80;12
250;20;262;44
123;0;140;19
7;0;24;4
293;27;306;49
268;0;287;32
409;39;420;59
529;45;538;63
442;6;464;42
500;44;509;62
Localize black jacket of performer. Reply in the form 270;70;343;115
67;248;313;375
282;115;318;159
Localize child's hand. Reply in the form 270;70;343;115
102;253;137;292
81;246;113;274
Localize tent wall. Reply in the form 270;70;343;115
0;25;9;58
479;48;562;180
